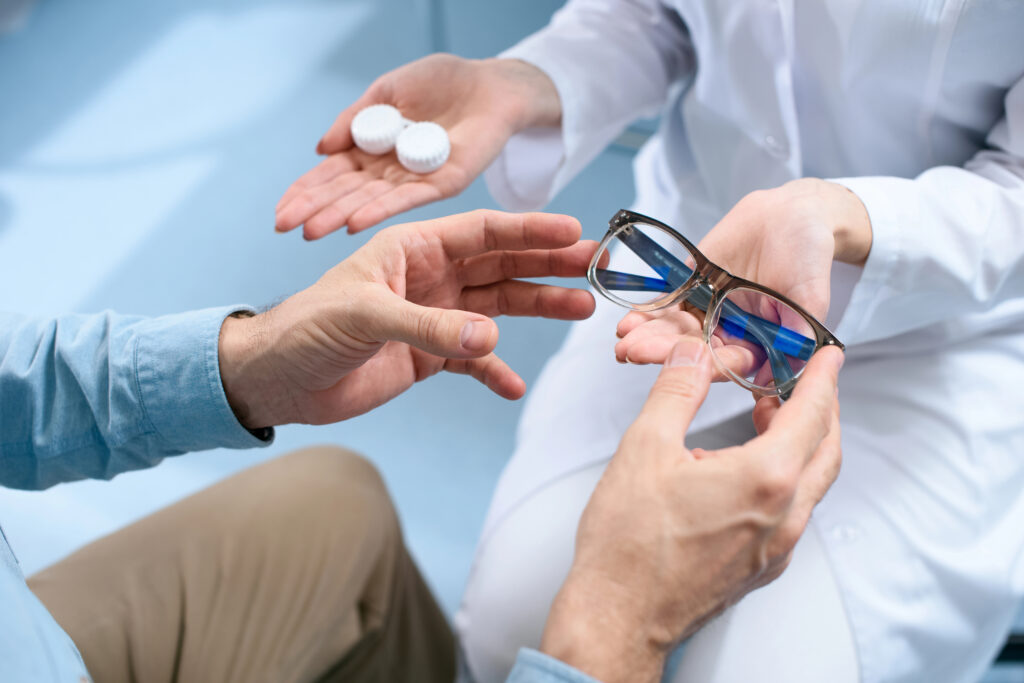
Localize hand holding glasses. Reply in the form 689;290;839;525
588;209;843;400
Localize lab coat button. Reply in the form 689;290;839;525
831;523;862;543
764;134;788;157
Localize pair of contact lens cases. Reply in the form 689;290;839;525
350;104;451;174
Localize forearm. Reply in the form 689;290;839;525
0;307;269;490
540;577;667;683
486;0;695;210
484;57;562;133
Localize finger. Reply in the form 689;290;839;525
459;280;596;320
317;87;381;154
760;346;844;465
616;312;703;354
276;154;361;214
276;170;371;233
632;337;713;441
457;241;598;287
616;334;752;380
775;403;842;548
303;179;395;240
411;210;581;260
347;182;446;234
616;310;657;338
751;395;781;435
444;353;526;400
361;293;499;359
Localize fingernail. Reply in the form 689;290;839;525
667;338;704;367
460;320;490;352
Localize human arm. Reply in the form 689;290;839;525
0;211;595;489
498;338;843;683
276;0;694;238
221;210;595;427
617;74;1024;360
0;308;270;490
275;55;561;239
486;0;695;211
829;75;1024;344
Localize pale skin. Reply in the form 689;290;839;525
223;206;845;683
271;53;861;681
542;340;844;683
276;53;873;364
220;209;597;427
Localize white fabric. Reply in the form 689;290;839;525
463;1;1024;681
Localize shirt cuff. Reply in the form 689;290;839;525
505;648;603;683
484;43;581;211
827;176;911;345
133;306;274;453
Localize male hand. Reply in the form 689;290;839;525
613;178;871;366
219;210;596;428
275;55;561;239
541;337;844;683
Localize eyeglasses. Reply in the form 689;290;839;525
587;209;843;400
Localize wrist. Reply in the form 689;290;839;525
824;180;873;266
218;310;292;430
541;573;668;683
484;57;562;131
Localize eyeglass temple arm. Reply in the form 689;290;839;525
602;228;810;386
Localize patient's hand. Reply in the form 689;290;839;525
540;339;844;683
219;210;596;428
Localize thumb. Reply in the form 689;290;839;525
317;88;380;154
636;337;713;440
372;296;499;359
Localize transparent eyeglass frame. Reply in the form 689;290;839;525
587;209;844;400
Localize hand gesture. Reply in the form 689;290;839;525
541;339;844;682
275;55;561;239
220;210;596;427
612;179;871;371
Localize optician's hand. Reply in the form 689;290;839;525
218;210;596;428
614;178;872;365
541;338;844;683
275;54;561;239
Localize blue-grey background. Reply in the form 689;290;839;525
0;0;1018;679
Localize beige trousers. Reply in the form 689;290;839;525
27;447;456;683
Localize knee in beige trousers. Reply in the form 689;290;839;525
28;447;455;683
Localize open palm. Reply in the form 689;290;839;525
276;55;553;239
260;211;596;424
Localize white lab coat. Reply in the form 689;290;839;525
464;2;1024;681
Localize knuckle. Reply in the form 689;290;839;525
747;459;799;510
655;374;705;404
415;309;446;342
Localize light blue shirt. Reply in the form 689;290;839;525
0;307;598;683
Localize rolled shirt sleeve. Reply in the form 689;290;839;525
485;0;696;210
505;648;603;683
830;75;1024;345
0;306;271;490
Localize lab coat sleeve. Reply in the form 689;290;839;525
484;0;695;211
0;307;271;490
831;76;1024;345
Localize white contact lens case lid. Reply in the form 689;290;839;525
351;104;407;155
396;121;450;174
